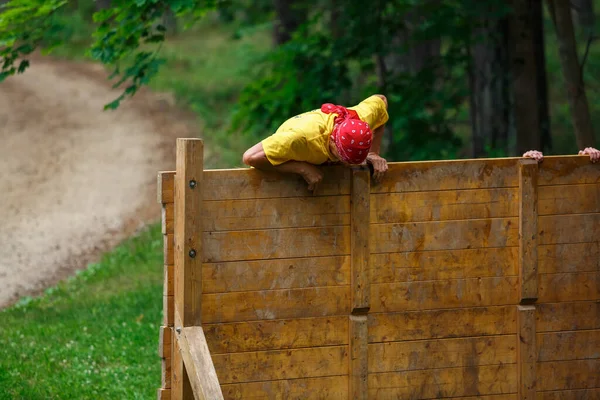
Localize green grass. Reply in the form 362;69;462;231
0;224;164;400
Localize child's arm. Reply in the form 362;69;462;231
366;94;389;182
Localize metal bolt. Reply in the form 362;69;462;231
189;180;197;189
176;327;182;334
189;249;196;258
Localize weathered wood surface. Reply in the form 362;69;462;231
536;388;600;400
157;388;172;400
538;156;600;186
159;326;173;359
212;346;348;384
371;187;518;223
368;364;518;398
163;295;174;326
351;167;370;311
349;315;368;400
203;256;350;293
163;203;174;234
537;329;600;361
158;171;175;204
369;306;517;343
371;217;519;254
536;301;600;332
164;233;174;267
519;160;538;302
538;272;599;303
370;247;517;284
517;305;536;400
164;264;174;296
538;183;600;215
204;316;348;354
202;286;350;324
220;376;348;399
538;243;599;274
536;359;600;391
178;327;224;400
538;213;600;244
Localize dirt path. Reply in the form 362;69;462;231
0;57;201;308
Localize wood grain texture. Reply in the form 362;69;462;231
158;171;175;204
203;166;351;200
220;376;348;400
350;315;368;400
162;358;172;389
371;187;518;224
203;226;350;263
371;277;518;313
538;183;600;215
538;243;599;274
203;196;350;231
164;264;174;296
162;203;174;235
372;158;518;194
370;247;518;284
163;295;174;326
537;156;600;186
212;346;348;384
538;272;599;303
517;305;536;400
351;167;370;311
171;331;193;400
536;388;600;400
368;364;518;399
164;234;174;265
203;256;350;294
157;388;172;400
174;138;203;327
369;306;517;343
538;213;600;244
159;326;173;359
519;160;538;302
536;301;600;332
203;316;348;354
537;329;600;362
178;327;224;400
202;286;350;324
369;335;517;373
536;359;600;391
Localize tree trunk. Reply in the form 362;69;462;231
533;0;552;151
508;0;542;155
272;0;306;45
571;0;595;32
547;0;596;148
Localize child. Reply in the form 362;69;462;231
523;147;600;163
243;95;389;192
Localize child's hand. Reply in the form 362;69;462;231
523;150;543;163
579;147;600;163
301;164;324;193
366;153;388;183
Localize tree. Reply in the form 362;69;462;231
272;0;306;45
547;0;596;148
571;0;595;33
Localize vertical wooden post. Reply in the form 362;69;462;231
517;305;536;399
519;159;538;302
173;138;204;400
349;166;370;399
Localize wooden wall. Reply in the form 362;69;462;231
157;139;599;400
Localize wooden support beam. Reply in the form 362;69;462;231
158;171;175;204
178;327;224;400
517;305;536;400
350;166;370;312
172;328;194;400
349;315;368;400
519;159;538;302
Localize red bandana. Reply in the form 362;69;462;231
321;103;373;164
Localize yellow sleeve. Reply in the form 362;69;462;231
348;95;389;130
261;131;308;166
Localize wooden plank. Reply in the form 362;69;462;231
537;330;600;362
202;286;350;324
369;306;517;343
212;345;349;384
203;316;348;354
517;305;536;400
368;335;517;373
203;226;350;263
164;234;174;265
538;243;599;274
371;187;518;224
371;217;519;254
538;272;599;303
536;359;600;391
371;158;519;194
162;203;174;235
519;160;538;302
370;247;518;284
202;256;350;294
162;358;172;388
538;213;600;245
220;376;348;399
163;295;174;326
164;264;174;297
178;327;224;400
158;171;175;204
368;364;518;399
538;183;600;215
171;332;193;400
536;388;600;400
203;165;351;200
350;315;368;400
174;138;203;328
371;277;519;313
203;196;350;231
159;326;173;358
351;166;370;311
536;301;600;332
538;156;600;186
157;388;171;400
